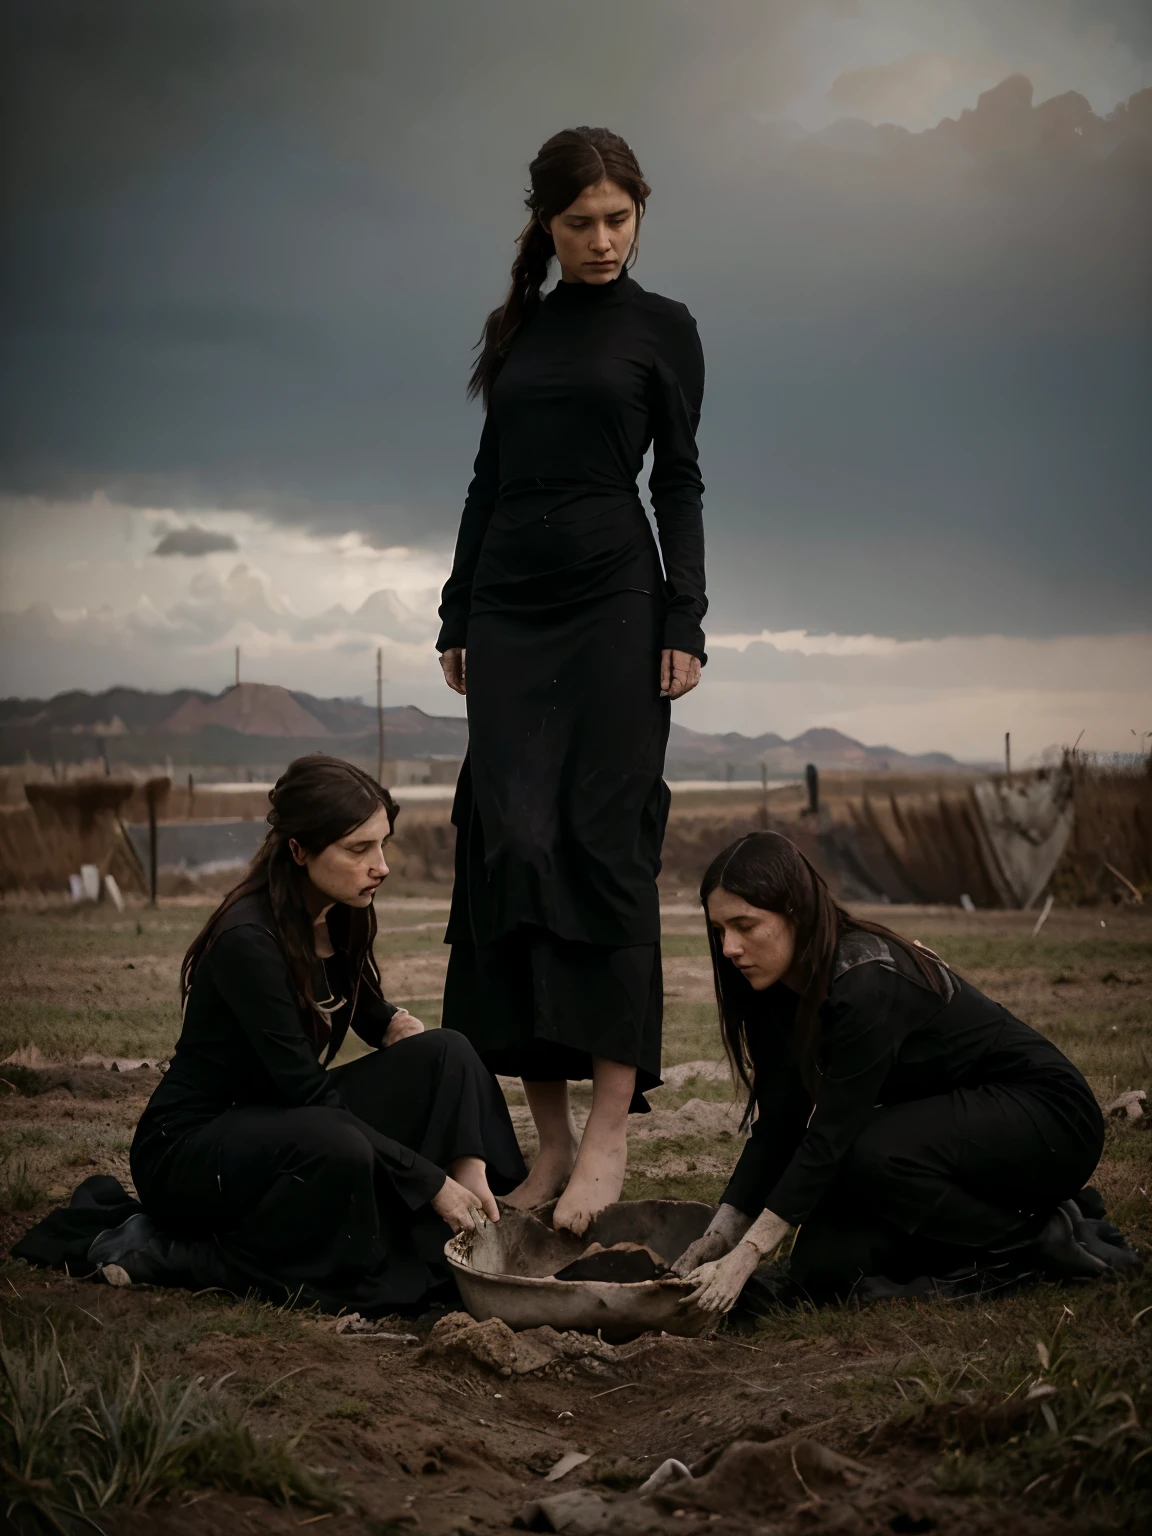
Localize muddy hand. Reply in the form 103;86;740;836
432;1176;487;1233
671;1230;732;1278
680;1241;761;1314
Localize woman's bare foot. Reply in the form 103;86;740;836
503;1079;578;1211
552;1129;627;1237
502;1138;578;1211
551;1057;635;1236
446;1156;499;1222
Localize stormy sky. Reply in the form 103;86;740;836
1;1;1149;758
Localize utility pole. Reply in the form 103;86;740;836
376;646;385;784
1005;731;1011;782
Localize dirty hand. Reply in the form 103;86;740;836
660;649;701;700
681;1240;763;1314
382;1009;425;1047
440;648;466;695
671;1229;734;1277
432;1176;487;1233
671;1202;753;1277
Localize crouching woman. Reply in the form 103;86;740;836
674;832;1129;1314
89;755;525;1313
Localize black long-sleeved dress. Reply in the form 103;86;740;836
121;892;525;1313
437;270;706;1100
722;932;1104;1296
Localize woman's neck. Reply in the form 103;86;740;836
301;878;336;958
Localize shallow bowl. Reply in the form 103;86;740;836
444;1198;714;1342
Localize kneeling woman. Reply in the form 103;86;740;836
90;755;525;1313
674;833;1123;1313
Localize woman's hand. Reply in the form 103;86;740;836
679;1209;790;1313
431;1175;487;1233
660;649;701;700
671;1203;752;1277
382;1009;425;1047
681;1240;763;1313
671;1229;734;1277
440;648;466;695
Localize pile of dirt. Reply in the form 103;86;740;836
421;1312;619;1377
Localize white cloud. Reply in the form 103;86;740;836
2;495;1149;760
708;629;909;657
682;630;1152;760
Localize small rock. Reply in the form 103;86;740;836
1105;1089;1147;1123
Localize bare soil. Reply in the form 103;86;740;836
2;898;1150;1534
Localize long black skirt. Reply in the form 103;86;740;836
443;588;670;1101
15;1031;526;1315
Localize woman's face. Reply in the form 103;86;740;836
706;887;798;992
545;177;637;285
292;804;392;908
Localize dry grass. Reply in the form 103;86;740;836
0;896;1149;1531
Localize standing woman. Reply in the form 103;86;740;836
437;127;707;1235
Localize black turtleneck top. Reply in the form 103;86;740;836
436;270;707;659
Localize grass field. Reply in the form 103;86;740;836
2;895;1150;1534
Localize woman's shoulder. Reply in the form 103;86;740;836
829;930;955;1004
200;893;283;971
626;278;698;330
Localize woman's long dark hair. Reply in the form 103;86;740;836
700;832;948;1114
180;755;397;1051
468;126;652;406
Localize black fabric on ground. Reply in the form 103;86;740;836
17;892;525;1314
722;932;1104;1232
437;270;705;1088
13;1175;144;1274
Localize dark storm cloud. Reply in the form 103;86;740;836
1;0;1149;639
152;524;239;557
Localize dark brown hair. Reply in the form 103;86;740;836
180;755;397;1051
700;832;948;1114
468;126;651;405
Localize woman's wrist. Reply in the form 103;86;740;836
705;1203;753;1247
740;1209;790;1260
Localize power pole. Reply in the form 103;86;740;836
235;645;240;688
376;646;385;784
1004;731;1011;782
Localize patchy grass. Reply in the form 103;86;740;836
0;1161;47;1217
1;898;1150;1532
0;1318;343;1533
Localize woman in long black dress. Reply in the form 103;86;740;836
671;833;1132;1312
437;127;707;1236
80;756;525;1314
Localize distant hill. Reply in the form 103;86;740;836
0;684;976;774
166;683;334;738
666;722;969;777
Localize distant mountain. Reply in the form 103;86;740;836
0;685;973;774
666;722;971;776
166;684;334;738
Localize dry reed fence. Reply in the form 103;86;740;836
2;762;1147;906
0;780;152;896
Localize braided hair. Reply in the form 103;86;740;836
468;126;651;405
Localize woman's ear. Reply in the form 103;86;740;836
288;838;308;868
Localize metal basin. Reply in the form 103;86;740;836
444;1199;714;1343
